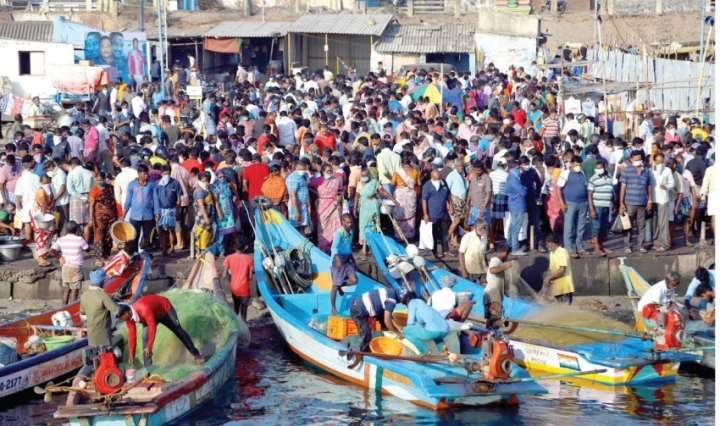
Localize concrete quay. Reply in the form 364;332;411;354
0;239;714;301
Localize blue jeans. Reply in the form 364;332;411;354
402;324;447;355
508;211;524;252
590;206;610;238
564;202;588;252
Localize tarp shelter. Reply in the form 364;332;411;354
204;21;292;75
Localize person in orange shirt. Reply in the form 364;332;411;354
222;252;254;321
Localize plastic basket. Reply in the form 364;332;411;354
369;336;403;356
42;335;74;351
110;221;136;245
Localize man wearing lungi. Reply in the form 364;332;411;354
66;157;94;242
330;214;358;316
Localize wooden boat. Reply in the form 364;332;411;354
365;232;700;386
252;206;548;409
54;252;250;426
0;250;150;400
619;257;715;369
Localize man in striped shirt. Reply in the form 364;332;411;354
47;221;89;305
540;107;560;155
350;287;409;352
588;161;614;256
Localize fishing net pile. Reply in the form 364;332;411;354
117;289;250;382
511;305;633;346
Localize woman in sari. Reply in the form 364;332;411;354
193;171;217;255
312;163;342;253
543;155;563;232
89;172;117;267
210;169;237;258
391;153;421;239
355;167;398;258
30;174;55;267
261;164;288;217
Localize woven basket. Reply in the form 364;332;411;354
110;221;136;245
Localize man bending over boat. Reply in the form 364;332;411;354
637;272;681;321
351;287;408;352
117;294;204;367
693;284;715;326
330;214;358;316
403;292;450;355
484;243;514;328
685;267;715;321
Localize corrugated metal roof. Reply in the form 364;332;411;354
375;24;475;54
288;14;392;36
0;21;53;43
206;21;292;38
146;25;214;40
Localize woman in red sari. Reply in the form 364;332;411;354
29;174;55;267
544;156;563;232
311;163;342;253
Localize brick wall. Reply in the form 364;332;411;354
613;0;702;15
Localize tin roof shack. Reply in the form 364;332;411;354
203;21;292;78
373;24;477;74
287;13;393;75
0;38;75;99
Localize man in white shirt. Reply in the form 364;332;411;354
560;113;582;141
15;155;41;240
650;153;674;252
638;113;654;153
376;141;401;196
114;158;138;216
275;111;297;147
43;160;70;236
131;92;147;120
637;272;681;316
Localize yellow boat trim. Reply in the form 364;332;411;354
518;360;620;385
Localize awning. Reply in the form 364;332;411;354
205;21;292;38
204;38;240;53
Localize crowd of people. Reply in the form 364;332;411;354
0;59;715;305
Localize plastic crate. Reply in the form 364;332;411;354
326;316;381;340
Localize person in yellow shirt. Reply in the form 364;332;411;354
690;117;708;141
543;233;574;304
701;152;716;238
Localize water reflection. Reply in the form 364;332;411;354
0;324;713;426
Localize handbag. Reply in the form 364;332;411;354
418;220;434;250
620;212;632;230
611;214;625;234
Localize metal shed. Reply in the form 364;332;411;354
287;14;393;75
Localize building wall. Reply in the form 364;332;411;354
610;0;703;15
0;39;75;99
475;33;536;72
301;34;373;74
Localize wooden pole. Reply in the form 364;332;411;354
325;33;329;66
597;18;607;115
695;24;713;117
643;45;650;109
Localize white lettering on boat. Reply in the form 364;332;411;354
165;394;190;422
0;350;83;398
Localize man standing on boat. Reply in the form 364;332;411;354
350;287;408;352
77;269;119;378
637;272;681;321
330;213;358;316
543;234;575;305
484;243;513;327
117;294;204;367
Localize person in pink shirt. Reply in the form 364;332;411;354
82;120;99;163
0;154;21;206
127;38;146;90
47;221;89;304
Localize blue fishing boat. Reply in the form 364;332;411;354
365;232;700;386
251;204;549;409
0;251;150;401
619;258;715;369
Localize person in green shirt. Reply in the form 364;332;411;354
77;269;120;379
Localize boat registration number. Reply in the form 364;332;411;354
0;377;22;392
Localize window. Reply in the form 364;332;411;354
18;51;45;76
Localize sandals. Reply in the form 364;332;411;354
624;248;633;254
639;248;648;254
577;250;589;256
603;248;613;254
686;242;695;247
570;251;580;259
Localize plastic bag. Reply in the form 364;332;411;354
611;214;625;234
418;220;434;250
582;97;597;117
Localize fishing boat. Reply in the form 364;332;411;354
365;232;700;386
251;201;550;409
53;252;250;426
619;257;715;369
0;250;150;400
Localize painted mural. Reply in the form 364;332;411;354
83;31;147;86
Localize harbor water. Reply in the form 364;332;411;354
0;319;714;426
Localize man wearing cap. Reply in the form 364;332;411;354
80;269;119;348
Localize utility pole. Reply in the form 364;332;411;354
157;0;166;98
139;0;144;32
700;0;707;62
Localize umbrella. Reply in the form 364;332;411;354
407;83;443;104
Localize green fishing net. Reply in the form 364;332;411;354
116;289;251;382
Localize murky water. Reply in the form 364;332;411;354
1;320;714;426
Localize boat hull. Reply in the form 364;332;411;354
365;232;694;386
0;252;147;400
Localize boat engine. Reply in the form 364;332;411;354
475;333;513;381
649;306;685;350
92;346;125;394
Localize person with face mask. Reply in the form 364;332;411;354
446;158;469;248
89;171;117;267
66;157;94;242
458;218;489;283
649;153;674;252
287;158;311;234
422;169;453;258
619;151;653;254
123;164;160;255
587;160;614;255
505;159;527;256
192;171;215;254
43;160;70;238
557;155;588;258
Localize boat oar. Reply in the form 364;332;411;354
505;318;653;340
650;346;716;353
502;368;608;383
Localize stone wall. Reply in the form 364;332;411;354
611;0;703;15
